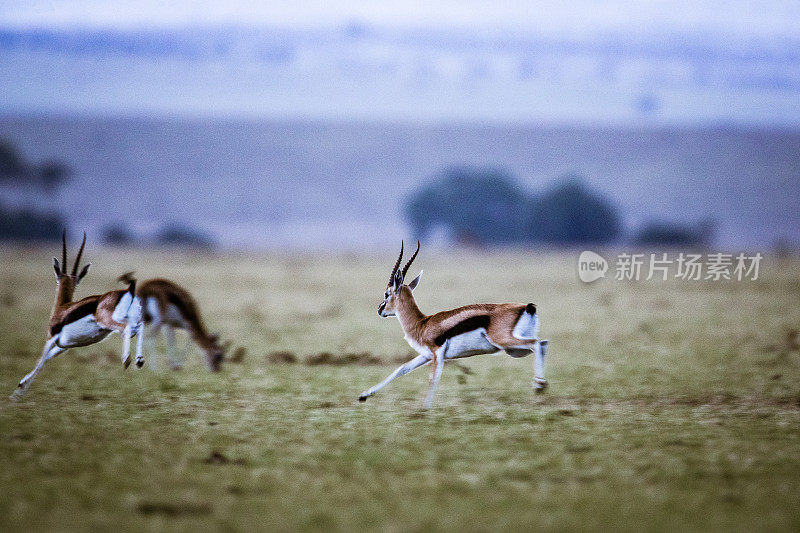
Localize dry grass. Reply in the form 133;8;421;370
0;245;799;531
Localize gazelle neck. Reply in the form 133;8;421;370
394;287;426;335
54;278;76;310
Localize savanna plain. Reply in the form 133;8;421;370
0;247;799;532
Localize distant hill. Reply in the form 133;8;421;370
0;115;797;249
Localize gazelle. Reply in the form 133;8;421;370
10;232;144;400
128;276;227;372
359;242;549;408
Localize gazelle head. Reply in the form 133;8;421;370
378;241;422;318
52;230;91;291
205;334;230;372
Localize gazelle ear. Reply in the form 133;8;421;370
53;257;62;278
393;268;404;292
407;270;423;291
77;263;91;282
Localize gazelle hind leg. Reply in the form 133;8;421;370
533;340;549;393
422;346;445;409
359;354;430;401
134;323;145;368
11;337;67;400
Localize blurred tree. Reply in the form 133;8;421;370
37;160;72;192
0;139;72;192
405;168;621;246
0;203;63;241
156;223;216;249
0;140;27;179
405;166;528;245
528;175;622;245
635;220;714;247
102;223;135;246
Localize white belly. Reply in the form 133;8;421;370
441;328;499;359
58;315;111;347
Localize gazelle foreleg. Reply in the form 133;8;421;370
164;326;180;370
422;344;446;409
358;354;430;401
119;322;137;369
10;336;67;400
146;323;162;371
170;330;192;370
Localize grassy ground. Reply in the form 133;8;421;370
1;246;799;532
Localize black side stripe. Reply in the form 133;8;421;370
49;299;99;336
434;315;491;346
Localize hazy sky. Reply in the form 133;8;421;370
2;0;800;39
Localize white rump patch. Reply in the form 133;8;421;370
113;293;143;325
512;310;540;340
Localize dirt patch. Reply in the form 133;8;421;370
304;352;383;366
75;350;119;365
228;346;247;363
764;329;799;354
264;350;415;366
136;501;212;516
265;350;298;364
202;450;248;466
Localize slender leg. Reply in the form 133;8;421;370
423;345;446;409
134;323;145;368
174;332;191;370
533;340;549;393
121;324;133;369
11;337;67;400
164;326;181;370
148;324;162;371
358;354;430;401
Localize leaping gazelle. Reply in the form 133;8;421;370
10;232;144;400
359;242;549;408
126;275;228;372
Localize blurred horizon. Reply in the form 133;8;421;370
1;1;798;250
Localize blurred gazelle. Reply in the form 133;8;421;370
359;242;549;408
128;276;228;372
11;232;144;400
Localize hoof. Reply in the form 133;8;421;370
533;379;549;394
9;387;24;402
123;359;131;369
136;360;144;368
358;394;368;402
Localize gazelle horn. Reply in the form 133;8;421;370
71;232;86;276
388;241;404;286
401;241;420;279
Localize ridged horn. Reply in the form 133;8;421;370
71;232;86;276
401;241;420;279
388;241;404;287
61;229;67;274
